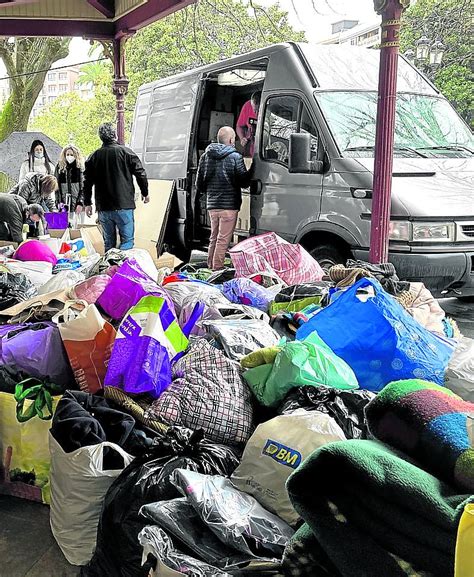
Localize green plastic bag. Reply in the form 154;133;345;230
243;332;358;407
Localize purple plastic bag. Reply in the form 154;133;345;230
221;278;273;312
98;259;175;320
45;211;69;230
2;323;74;387
105;296;203;397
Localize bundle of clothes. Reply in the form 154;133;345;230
0;232;472;577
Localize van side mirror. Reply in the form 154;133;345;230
289;133;323;174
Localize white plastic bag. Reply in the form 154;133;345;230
126;248;159;282
231;409;346;525
5;260;53;289
37;270;85;295
49;433;133;566
445;337;474;402
164;282;223;315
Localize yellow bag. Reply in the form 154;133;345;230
455;503;474;577
0;391;59;504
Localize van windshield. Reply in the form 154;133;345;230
315;92;473;158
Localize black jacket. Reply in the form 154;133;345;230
83;142;148;211
55;163;84;210
196;143;251;211
0;193;27;243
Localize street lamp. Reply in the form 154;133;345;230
404;35;445;78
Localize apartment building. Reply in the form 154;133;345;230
320;19;381;48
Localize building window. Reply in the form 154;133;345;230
48;84;57;94
59;72;67;81
59;84;68;93
47;72;56;82
48;96;55;103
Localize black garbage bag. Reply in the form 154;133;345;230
0;364;28;393
0;272;37;311
140;499;250;570
278;386;375;440
85;427;240;577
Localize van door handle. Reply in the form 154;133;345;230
250;179;262;195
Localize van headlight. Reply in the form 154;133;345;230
389;221;455;242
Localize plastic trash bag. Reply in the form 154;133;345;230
4;260;53;290
67;274;112;304
297;278;455;392
202;319;280;361
164;282;223;315
105;296;202;398
243;332;358;408
171;469;294;558
445;337;474;402
231;410;346;526
140;499;250;569
87;248;128;277
221;278;274;312
139;526;231;577
179;291;268;337
2;322;74;387
270;281;332;315
0;272;37;311
37;270;85;295
87;428;240;577
98;259;174;320
278;385;375;440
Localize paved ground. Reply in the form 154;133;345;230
0;298;472;577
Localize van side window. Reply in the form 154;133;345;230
262;96;319;165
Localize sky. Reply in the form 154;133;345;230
0;0;378;76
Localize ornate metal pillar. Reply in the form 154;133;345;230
369;0;410;263
112;37;129;145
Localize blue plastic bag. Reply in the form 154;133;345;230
221;278;273;312
296;278;455;392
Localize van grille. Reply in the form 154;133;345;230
461;225;474;238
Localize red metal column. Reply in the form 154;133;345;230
112;37;129;145
369;0;410;263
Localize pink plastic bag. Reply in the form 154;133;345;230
14;240;57;265
68;274;112;305
98;259;175;320
229;233;323;286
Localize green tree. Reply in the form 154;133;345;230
30;85;115;157
0;37;71;142
77;60;113;88
400;0;473;126
126;0;305;111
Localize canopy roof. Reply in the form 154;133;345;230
0;0;195;39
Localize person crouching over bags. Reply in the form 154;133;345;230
9;173;57;213
0;195;46;243
55;145;85;227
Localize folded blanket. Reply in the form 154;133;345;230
287;440;473;577
365;379;474;492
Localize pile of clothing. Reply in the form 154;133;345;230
0;231;472;577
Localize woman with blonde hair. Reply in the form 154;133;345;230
55;144;85;226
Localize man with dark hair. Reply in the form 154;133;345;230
9;173;57;212
84;122;149;252
0;194;45;243
196;126;251;270
236;91;261;157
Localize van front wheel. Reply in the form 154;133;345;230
309;244;347;272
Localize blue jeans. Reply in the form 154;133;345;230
98;209;135;252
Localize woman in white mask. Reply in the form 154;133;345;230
19;139;55;181
54;144;85;227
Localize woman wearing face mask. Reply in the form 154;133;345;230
19;140;55;182
55;145;85;226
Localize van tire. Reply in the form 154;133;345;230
309;244;347;272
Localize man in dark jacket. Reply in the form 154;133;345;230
0;194;45;244
84;123;149;252
196;126;251;270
